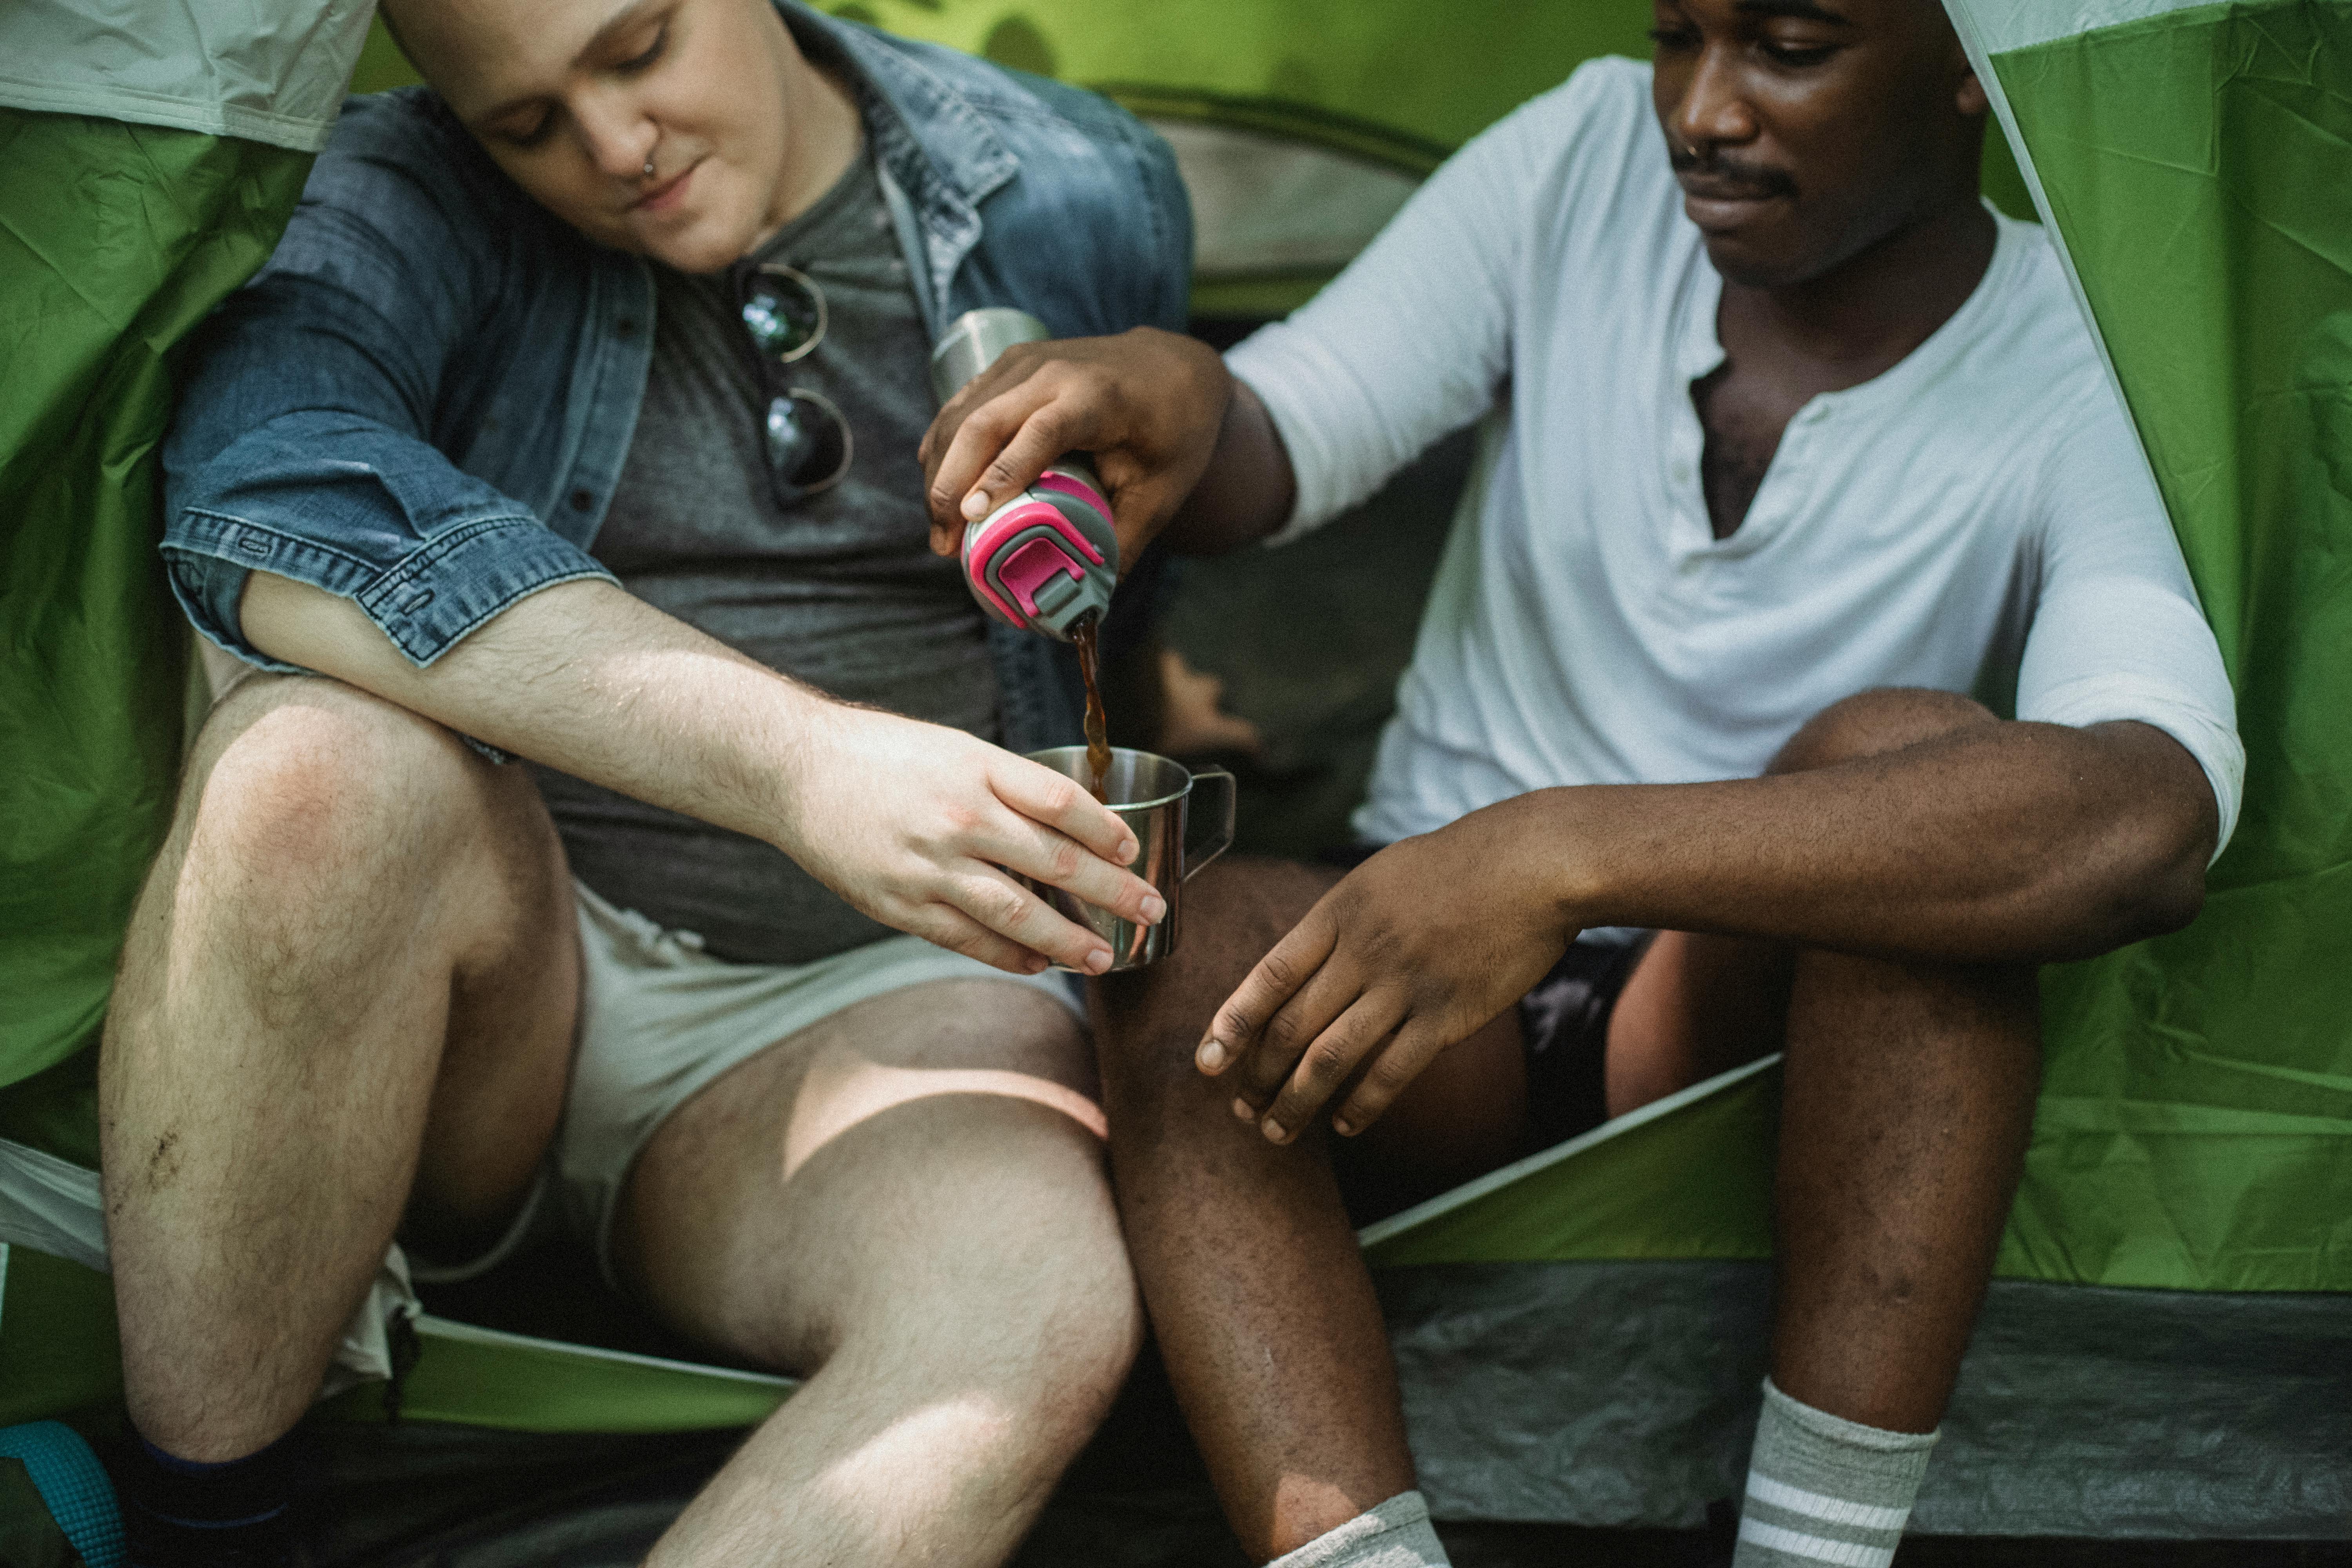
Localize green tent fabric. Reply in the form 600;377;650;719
0;118;313;1144
0;0;367;1135
1941;0;2352;1293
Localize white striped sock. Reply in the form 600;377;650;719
1730;1378;1937;1568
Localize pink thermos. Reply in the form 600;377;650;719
929;309;1119;642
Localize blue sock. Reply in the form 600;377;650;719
119;1424;309;1568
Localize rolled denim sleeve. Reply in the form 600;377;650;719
161;103;617;672
166;407;612;671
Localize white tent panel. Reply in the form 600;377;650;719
0;0;374;151
1952;0;2225;54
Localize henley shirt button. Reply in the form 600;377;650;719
615;318;640;339
570;488;595;511
1671;460;1693;483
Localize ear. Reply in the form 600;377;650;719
1956;65;1989;117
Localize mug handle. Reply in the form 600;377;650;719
1182;765;1236;880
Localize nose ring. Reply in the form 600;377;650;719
644;156;655;178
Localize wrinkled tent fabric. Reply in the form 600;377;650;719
0;22;381;1500
0;0;375;153
0;0;358;1414
0;119;314;1115
0;0;369;1116
1943;0;2352;1292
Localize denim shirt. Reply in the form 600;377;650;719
161;3;1191;755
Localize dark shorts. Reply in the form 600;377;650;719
1320;842;1655;1151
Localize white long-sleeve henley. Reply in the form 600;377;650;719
1226;58;2242;858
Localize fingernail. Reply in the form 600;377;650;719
1261;1119;1289;1144
1085;947;1112;975
1118;838;1140;862
1197;1037;1225;1071
1231;1096;1254;1121
1332;1116;1355;1136
1140;893;1167;924
963;490;991;519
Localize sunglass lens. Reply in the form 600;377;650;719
765;393;850;492
742;274;821;359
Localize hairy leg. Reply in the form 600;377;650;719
1607;688;2041;1432
1093;857;1526;1563
615;979;1137;1568
100;675;578;1460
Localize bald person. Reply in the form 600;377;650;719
111;0;1189;1561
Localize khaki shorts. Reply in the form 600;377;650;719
416;879;1084;1291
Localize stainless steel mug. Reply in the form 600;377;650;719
1023;746;1235;971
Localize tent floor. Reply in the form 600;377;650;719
287;1420;2350;1567
348;1241;2352;1564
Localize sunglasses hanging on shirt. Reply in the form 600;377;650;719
736;262;853;508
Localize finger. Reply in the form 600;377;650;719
1198;909;1337;1076
938;386;1094;527
991;755;1138;866
920;347;1034;482
1258;992;1411;1145
1230;951;1371;1110
1328;1017;1454;1138
924;370;1055;529
975;809;1164;926
901;900;1052;976
945;864;1116;975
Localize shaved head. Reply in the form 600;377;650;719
384;0;859;273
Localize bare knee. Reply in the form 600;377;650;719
844;1115;1142;1436
1001;1216;1143;1434
1094;856;1337;1115
1771;687;1998;776
179;674;522;906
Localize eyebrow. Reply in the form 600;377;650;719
1733;0;1856;22
469;0;663;129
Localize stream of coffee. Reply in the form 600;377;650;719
1072;615;1111;802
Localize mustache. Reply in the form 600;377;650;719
1668;147;1797;200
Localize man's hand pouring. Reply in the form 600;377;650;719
919;326;1298;564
